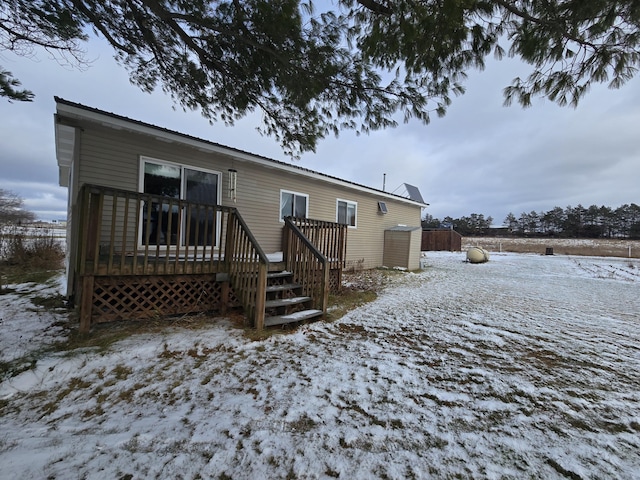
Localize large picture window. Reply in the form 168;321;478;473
141;157;221;247
280;190;308;221
337;199;357;227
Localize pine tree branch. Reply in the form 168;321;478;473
493;0;599;50
356;0;392;16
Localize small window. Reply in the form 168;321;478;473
337;199;357;227
378;201;388;214
280;190;308;220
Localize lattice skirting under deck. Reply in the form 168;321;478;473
89;275;238;324
329;269;342;293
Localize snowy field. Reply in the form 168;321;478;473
462;236;640;258
1;252;639;479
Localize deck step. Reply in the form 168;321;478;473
266;271;293;279
265;296;311;309
264;309;324;327
266;283;301;293
268;261;287;272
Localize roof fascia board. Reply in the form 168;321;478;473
55;100;427;207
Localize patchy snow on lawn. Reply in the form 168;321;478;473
1;252;639;479
0;274;68;364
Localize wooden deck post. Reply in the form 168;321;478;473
254;262;267;331
79;275;95;332
321;263;330;314
86;191;102;270
224;213;236;272
220;281;229;314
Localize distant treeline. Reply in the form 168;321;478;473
422;213;493;236
423;204;640;239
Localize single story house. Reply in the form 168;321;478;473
54;97;427;331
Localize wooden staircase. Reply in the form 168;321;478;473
263;270;323;327
72;185;345;332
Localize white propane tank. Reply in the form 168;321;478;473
467;247;490;264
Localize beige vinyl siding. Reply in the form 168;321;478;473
345;195;420;270
408;228;422;270
73;120;423;269
232;170;422;269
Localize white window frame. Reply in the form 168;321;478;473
336;198;358;228
139;156;222;247
279;189;309;222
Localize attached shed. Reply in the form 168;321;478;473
383;226;422;270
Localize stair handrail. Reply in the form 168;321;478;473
226;208;270;330
286;216;347;270
282;216;329;314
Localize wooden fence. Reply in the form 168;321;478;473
421;229;462;251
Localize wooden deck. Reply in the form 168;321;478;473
85;252;287;276
73;184;346;331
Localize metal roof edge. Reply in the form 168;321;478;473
54;97;428;208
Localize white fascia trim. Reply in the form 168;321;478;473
55;121;76;168
56;102;427;208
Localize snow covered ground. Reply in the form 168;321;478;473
1;252;639;479
462;236;640;258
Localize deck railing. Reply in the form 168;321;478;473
76;184;268;329
225;210;269;330
287;217;347;271
77;184;233;276
283;217;348;313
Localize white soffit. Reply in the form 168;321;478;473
55;122;76;168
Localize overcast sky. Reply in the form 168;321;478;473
2;34;639;224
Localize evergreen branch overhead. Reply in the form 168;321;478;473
2;1;640;156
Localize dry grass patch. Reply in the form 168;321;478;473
0;229;65;290
58;312;231;354
326;289;377;322
325;268;403;322
39;376;93;418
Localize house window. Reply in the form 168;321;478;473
337;199;357;227
140;157;221;246
280;190;308;220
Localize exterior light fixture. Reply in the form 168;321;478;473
228;169;237;203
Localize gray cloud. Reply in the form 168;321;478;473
1;36;639;225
